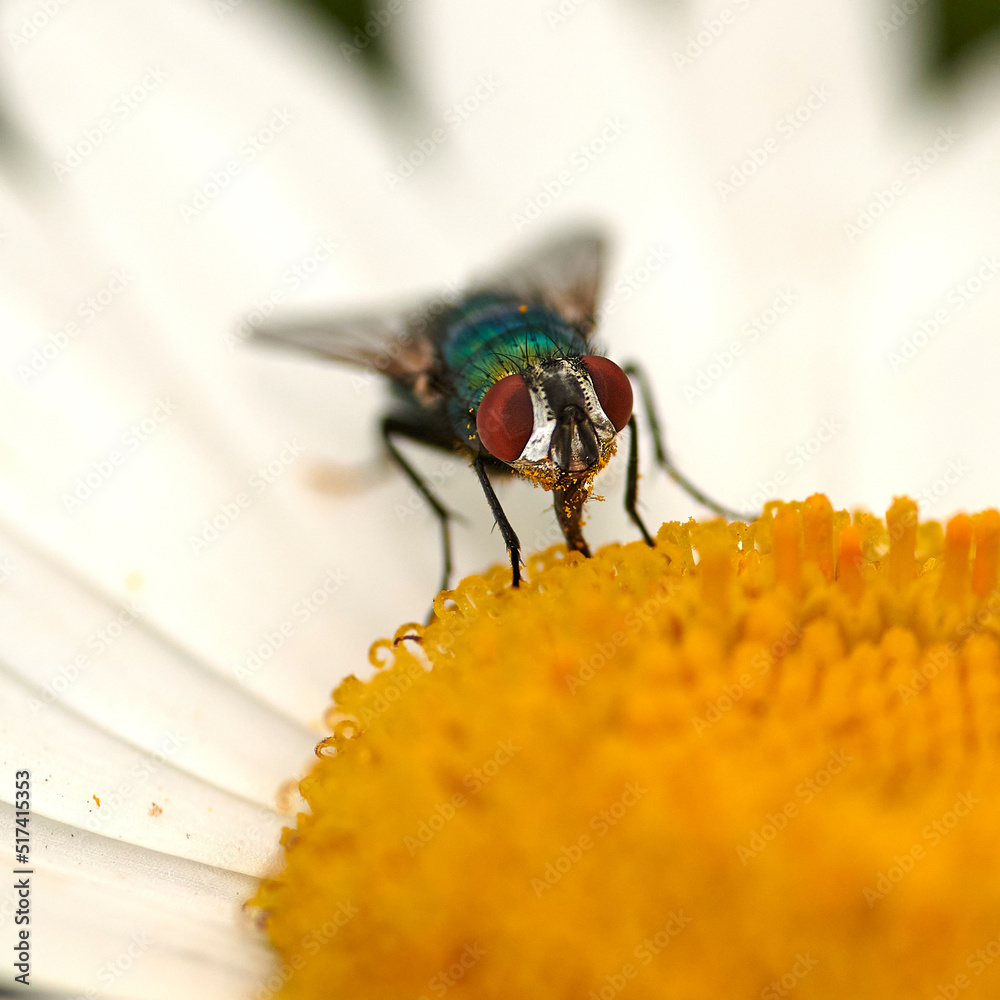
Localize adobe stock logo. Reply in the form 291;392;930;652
17;270;134;383
716;85;832;201
8;0;72;51
877;0;931;38
51;67;168;180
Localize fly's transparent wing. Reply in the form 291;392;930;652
474;228;607;337
249;229;606;383
249;301;446;392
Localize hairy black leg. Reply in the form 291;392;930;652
553;480;592;558
382;415;457;593
624;363;756;522
473;454;522;587
624;414;655;546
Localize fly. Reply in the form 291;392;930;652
249;229;748;590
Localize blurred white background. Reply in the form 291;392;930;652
0;0;999;994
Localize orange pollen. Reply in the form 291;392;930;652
887;495;918;590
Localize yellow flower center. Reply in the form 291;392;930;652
253;495;1000;999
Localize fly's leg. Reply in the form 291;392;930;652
624;414;655;547
382;416;458;593
623;363;756;522
554;480;592;557
473;454;522;587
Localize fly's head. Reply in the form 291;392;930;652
475;356;633;491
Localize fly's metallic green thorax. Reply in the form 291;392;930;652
437;292;589;445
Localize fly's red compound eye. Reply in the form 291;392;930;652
581;355;633;431
476;373;534;462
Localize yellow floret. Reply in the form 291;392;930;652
253;495;1000;999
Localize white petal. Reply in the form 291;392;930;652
0;804;272;998
0;523;316;806
0;663;287;872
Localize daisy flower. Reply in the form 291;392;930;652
1;0;999;995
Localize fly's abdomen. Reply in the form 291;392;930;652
441;294;586;448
